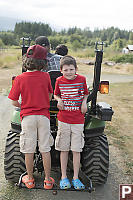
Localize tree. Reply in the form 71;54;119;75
70;34;81;43
129;32;133;41
113;31;120;40
14;22;52;39
112;38;124;50
0;32;18;46
71;40;82;51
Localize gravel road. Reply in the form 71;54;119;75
0;73;133;200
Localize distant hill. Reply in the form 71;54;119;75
0;16;22;31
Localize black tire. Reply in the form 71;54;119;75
81;134;109;185
4;131;26;183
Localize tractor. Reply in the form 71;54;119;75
4;38;113;190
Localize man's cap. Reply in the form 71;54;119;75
35;36;50;47
26;45;47;60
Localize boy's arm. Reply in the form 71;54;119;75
49;93;53;101
54;95;64;110
81;94;88;114
11;100;21;108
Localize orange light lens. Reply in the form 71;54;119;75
99;81;109;94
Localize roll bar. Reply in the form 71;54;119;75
87;42;104;113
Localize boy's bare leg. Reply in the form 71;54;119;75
25;153;34;179
60;151;69;179
41;152;51;180
72;151;80;179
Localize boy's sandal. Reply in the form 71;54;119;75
22;175;35;189
60;178;71;189
44;177;55;189
72;179;85;190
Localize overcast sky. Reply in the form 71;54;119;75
0;0;132;31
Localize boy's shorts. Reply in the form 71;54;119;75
20;115;54;153
55;121;84;152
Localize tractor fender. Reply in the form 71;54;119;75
11;107;21;124
84;117;105;138
11;108;21;133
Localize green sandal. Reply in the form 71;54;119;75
60;178;71;189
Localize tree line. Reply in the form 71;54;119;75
0;21;133;51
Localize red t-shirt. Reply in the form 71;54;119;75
8;71;53;121
54;74;89;124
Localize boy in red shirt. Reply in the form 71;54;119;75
8;45;55;189
54;55;89;190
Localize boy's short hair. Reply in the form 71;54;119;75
55;44;68;56
60;55;77;70
23;45;47;71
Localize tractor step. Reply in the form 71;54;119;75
15;171;94;194
15;182;94;194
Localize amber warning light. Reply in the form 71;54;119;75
99;81;109;94
12;76;16;86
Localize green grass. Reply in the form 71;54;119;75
111;53;133;63
103;48;121;60
2;46;132;67
69;48;95;58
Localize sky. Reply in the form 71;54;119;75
0;0;133;31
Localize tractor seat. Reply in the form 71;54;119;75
48;70;62;90
48;70;62;111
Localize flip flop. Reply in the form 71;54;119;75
44;177;55;189
72;179;85;190
22;175;35;189
60;178;71;189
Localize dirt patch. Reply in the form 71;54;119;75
102;63;133;75
77;58;133;75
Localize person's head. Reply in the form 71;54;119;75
35;36;50;52
60;55;77;80
22;44;47;71
55;44;68;56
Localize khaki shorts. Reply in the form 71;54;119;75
55;121;84;152
20;115;54;153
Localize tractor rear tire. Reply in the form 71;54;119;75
81;134;109;185
4;131;26;183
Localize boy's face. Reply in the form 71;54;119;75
61;64;77;80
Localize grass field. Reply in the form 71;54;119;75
0;49;22;94
0;49;21;69
98;82;133;180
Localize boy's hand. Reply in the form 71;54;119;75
57;99;64;110
11;100;21;108
81;101;87;114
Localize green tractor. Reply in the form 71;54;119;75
4;39;113;188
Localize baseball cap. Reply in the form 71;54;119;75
35;36;50;47
26;45;47;60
